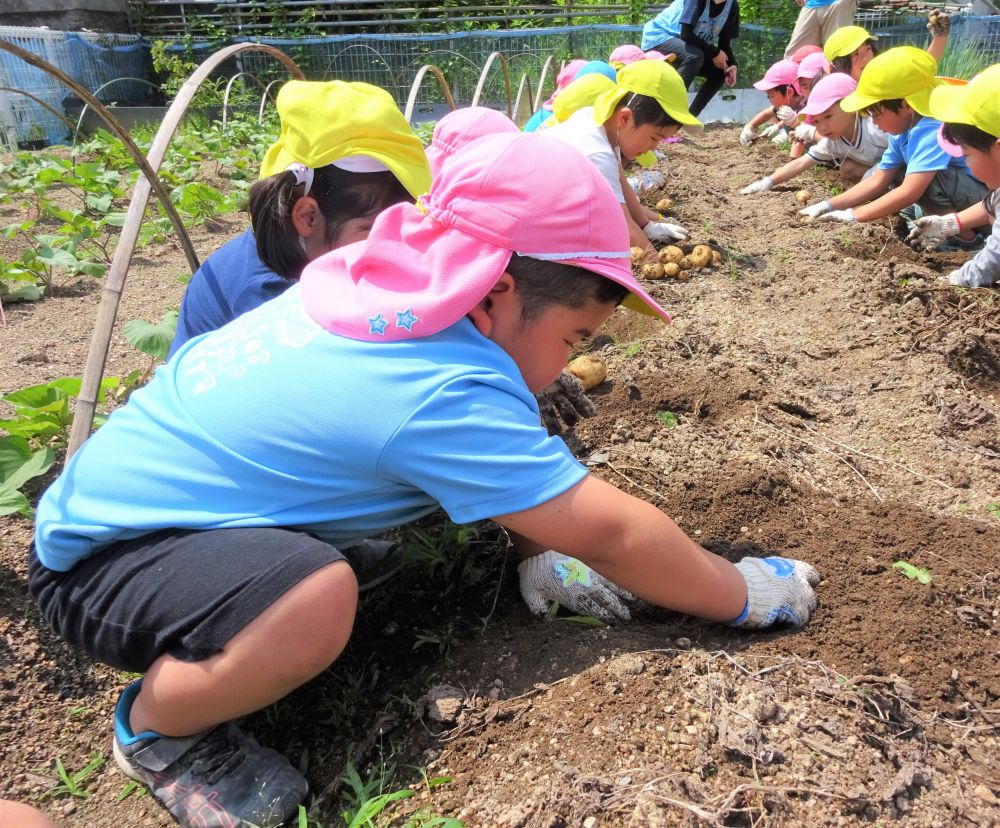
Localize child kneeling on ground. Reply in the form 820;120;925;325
908;63;1000;287
798;47;987;228
740;73;888;194
30;133;821;828
739;59;805;148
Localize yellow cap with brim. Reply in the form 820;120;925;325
592;60;702;129
928;62;1000;138
823;25;875;61
551;73;617;123
840;46;940;117
259;80;431;198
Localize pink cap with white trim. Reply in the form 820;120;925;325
800;72;857;116
753;59;801;91
299;132;671;342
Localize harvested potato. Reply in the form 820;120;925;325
642;262;666;280
655;197;673;212
677;269;690;281
711;250;722;265
794;189;811;205
658;245;684;264
679;256;692;270
663;262;680;278
566;355;607;390
630;246;647;265
689;244;712;268
800;215;813;224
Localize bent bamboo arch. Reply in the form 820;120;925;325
403;64;455;124
66;43;304;456
470;51;512;117
0;86;76;131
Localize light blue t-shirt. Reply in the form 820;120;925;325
34;287;588;572
878;116;973;175
804;0;836;9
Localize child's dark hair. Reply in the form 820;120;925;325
831;39;878;75
942;121;998;151
248;165;411;281
861;98;905;117
506;254;630;323
617;92;681;129
768;84;792;97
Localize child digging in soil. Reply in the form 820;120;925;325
798;47;987;228
30;132;821;828
740;73;888;194
907;63;1000;287
545;59;699;259
168;79;430;358
738;59;804;148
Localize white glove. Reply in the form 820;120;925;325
770;128;790;145
739;123;757;147
793;123;817;143
798;199;832;219
518;550;634;622
740;176;774;195
776;105;798;127
906;213;959;250
731;556;820;628
761;123;783;139
816;208;856;223
644;220;688;242
627;169;667;194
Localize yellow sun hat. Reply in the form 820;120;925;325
928;62;1000;138
823;25;875;61
592;59;702;128
550;73;617;123
259;80;431;198
839;46;941;116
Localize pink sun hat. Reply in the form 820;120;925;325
800;72;857;116
644;50;668;61
299;132;671;342
753;59;801;91
790;44;824;64
609;44;645;68
797;51;831;80
543;58;588;110
424;106;518;178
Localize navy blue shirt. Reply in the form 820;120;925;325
169;229;293;359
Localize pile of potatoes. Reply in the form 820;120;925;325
631;243;722;281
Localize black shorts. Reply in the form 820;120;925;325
29;528;347;673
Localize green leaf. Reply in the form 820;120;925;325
86;193;113;214
656;411;679;428
0;436;32;479
0;483;32;517
2;446;54;492
986;502;1000;520
122;310;179;361
892;561;932;585
553;614;607;628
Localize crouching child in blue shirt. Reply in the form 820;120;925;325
30;133;821;828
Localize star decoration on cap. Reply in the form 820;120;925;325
368;313;388;336
395;308;419;332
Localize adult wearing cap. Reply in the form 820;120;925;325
31;131;821;828
639;0;740;116
168;79;430;358
798;46;986;225
909;63;1000;285
545;60;701;256
782;0;855;62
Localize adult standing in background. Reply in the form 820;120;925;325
641;0;740;117
782;0;855;60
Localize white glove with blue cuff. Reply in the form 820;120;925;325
731;556;820;628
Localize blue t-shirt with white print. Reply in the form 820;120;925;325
35;286;587;572
878;116;974;176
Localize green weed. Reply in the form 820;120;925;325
38;752;105;799
656;411;679;428
412;622;458;660
986;503;1000;521
892;561;932;585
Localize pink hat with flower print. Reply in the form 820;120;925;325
609;44;646;68
753;59;801;91
424;106;518;178
543;58;588;110
299;132;671;342
800;72;857;116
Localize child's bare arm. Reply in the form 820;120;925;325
494;475;747;622
827;166;895;210
851;170;936;221
770;154;815;186
750;106;777;129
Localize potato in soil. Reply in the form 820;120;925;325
630;246;647;265
689;245;712;269
658;245;684;264
655;197;673;212
566;355;607;390
795;189;811;205
663;262;680;278
642;262;666;280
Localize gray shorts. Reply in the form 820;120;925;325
890;166;988;215
29;528;347;673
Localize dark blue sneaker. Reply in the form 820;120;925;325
112;681;307;828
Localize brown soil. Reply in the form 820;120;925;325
1;127;998;827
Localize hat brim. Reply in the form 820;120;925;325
593;86;702;129
839;90;880;113
927;78;973;127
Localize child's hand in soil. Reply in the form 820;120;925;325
816;208;856;223
536;369;596;434
644;220;689;242
518;550;635;622
731;556;821;629
739;123;757;146
906;213;959;250
798;200;832;219
740;176;774;195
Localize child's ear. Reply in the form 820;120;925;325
467;271;517;337
290;196;320;238
618;106;633;129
